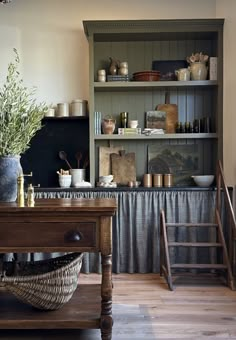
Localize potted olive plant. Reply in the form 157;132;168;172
0;48;47;202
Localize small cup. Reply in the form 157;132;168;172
175;68;190;81
128;120;138;128
58;175;71;188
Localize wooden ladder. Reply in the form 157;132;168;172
160;209;235;291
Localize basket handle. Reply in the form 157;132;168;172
64;230;83;242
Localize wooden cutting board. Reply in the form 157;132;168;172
99;146;123;176
156;92;178;133
111;150;136;185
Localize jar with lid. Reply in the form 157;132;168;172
97;69;106;82
56;103;69;117
118;62;129;76
70;99;87;117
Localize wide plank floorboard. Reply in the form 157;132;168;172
1;273;236;339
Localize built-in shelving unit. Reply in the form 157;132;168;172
83;19;224;186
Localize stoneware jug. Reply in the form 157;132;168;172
189;62;208;80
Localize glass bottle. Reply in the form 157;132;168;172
120;112;129;128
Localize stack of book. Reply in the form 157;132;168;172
107;75;129;82
118;128;142;135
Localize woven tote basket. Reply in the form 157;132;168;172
0;252;83;310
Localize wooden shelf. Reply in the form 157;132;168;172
94;133;218;140
43;116;89;121
0;285;100;329
94;80;218;89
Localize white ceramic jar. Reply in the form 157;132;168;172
56;103;69;117
118;62;128;76
97;69;106;82
70;99;87;117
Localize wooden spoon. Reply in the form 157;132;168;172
58;151;72;169
83;155;89;169
75;151;82;169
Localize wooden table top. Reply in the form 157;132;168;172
0;198;117;213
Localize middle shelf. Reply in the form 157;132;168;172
94;133;218;140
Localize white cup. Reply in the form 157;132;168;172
58;175;71;188
128;120;138;128
69;169;86;187
175;68;190;81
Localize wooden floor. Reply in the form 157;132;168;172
1;273;236;339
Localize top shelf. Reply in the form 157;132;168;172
83;19;224;42
94;80;217;89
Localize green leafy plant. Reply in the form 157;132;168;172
0;48;47;156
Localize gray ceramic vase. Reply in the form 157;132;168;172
0;156;22;202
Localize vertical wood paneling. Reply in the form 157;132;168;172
90;24;222;184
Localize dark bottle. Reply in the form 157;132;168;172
120;112;128;128
189;122;194;133
193;119;200;133
175;122;181;133
185;122;190;133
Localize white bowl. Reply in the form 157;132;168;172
99;175;113;184
191;175;214;187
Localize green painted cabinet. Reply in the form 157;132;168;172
83;19;224;186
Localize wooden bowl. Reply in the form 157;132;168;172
133;71;160;81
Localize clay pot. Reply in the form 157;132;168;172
102;118;116;134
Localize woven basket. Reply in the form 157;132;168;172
0;252;83;310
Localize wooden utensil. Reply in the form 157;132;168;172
99;146;123;176
156;92;178;133
58;151;72;169
111;150;136;185
83;155;89;169
75;151;82;169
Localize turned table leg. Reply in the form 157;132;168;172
101;253;113;340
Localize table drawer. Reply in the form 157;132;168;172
0;222;98;248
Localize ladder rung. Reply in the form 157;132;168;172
171;264;228;269
168;242;222;247
166;223;218;228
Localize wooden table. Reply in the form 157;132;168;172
0;198;117;340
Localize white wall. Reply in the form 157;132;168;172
216;0;236;187
1;0;235;186
0;0;216;103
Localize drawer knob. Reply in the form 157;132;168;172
64;230;83;242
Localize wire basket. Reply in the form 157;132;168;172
0;252;84;310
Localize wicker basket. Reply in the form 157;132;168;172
0;252;83;310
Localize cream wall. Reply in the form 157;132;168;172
216;0;236;187
0;0;235;186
